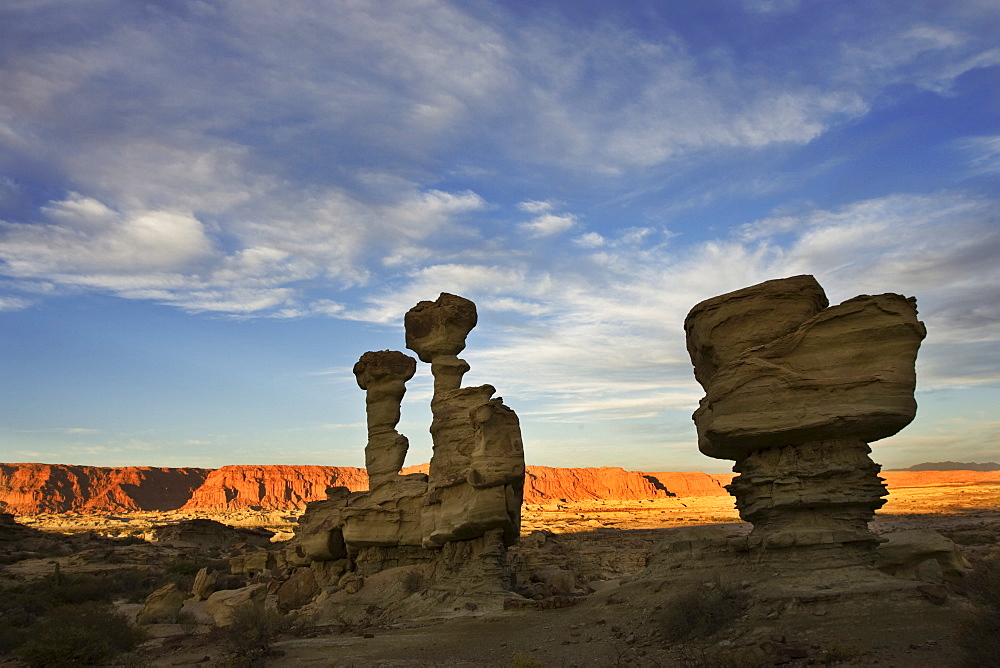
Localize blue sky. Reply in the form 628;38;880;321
1;0;998;472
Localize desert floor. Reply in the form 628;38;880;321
6;478;1000;667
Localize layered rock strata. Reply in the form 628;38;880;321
0;462;740;515
405;293;525;549
290;292;526;605
685;275;926;566
353;350;417;486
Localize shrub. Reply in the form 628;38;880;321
402;569;427;594
957;556;1000;668
215;603;296;666
14;601;146;667
659;578;751;642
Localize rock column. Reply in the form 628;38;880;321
353;350;417;487
404;293;525;548
684;275;926;566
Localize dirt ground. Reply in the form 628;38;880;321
6;478;1000;667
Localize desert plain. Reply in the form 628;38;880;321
3;465;999;667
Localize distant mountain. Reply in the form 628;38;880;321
900;461;1000;472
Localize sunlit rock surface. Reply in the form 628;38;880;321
685;275;926;566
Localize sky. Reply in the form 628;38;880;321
1;0;998;473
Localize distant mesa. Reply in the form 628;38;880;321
0;462;736;516
899;461;1000;472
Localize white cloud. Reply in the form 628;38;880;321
956;135;1000;175
0;295;33;311
517;200;557;214
574;232;606;249
519;213;577;238
0;194;214;275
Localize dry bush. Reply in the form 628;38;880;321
13;601;146;667
215;603;298;667
957;555;1000;668
402;569;427;594
659;578;751;642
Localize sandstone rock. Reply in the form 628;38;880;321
354;350;417;485
137;582;186;624
685;275;926;567
204;583;267;626
522;467;674;503
0;463;208;514
295;493;350;561
531;565;577;595
404;292;478;365
685;274;828;390
276;568;319;612
690;291;926;460
192;567;219;601
342;476;428;548
181;464;368;511
875;529;971;582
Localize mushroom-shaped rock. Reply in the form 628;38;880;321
685;275;926;568
404;292;478;363
353;350;417;390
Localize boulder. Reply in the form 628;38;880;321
192;567;219;601
137;582;186;624
276;568;319;612
876;529;971;582
204;583;268;626
684;275;926;568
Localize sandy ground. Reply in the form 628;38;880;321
6;478;1000;666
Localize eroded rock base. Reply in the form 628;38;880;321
727;438;888;568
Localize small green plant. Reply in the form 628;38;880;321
13;601;147;667
957;555;1000;668
659;577;751;642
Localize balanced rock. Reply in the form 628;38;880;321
685;275;926;566
353;350;417;485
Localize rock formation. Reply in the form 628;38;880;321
405;293;525;548
283;292;527;618
353;350;417;485
684;275;926;566
0;463;210;514
180;465;367;511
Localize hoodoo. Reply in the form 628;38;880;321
288;292;526;616
684;275;926;566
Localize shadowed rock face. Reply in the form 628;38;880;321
685;275;926;566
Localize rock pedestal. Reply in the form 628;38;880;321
353;350;417;486
289;292;525;606
405;293;525;548
685;275;926;567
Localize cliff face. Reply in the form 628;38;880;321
0;463;210;514
4;462;988;515
179;465;369;511
523;466;670;503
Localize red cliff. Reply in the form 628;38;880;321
523;466;671;504
0;463;209;514
179;465;368;511
4;463;994;515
